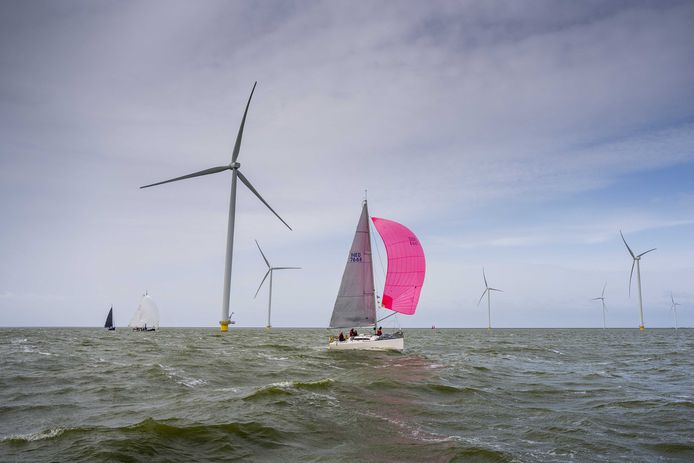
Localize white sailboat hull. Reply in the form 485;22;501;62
328;336;404;351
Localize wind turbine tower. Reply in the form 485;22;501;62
254;240;301;329
478;268;503;330
141;82;292;332
620;231;656;331
670;293;681;330
591;282;607;329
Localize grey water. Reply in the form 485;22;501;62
1;328;693;462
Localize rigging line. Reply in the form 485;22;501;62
377;311;397;323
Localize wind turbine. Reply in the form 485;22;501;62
254;240;301;329
620;230;655;331
477;268;503;330
141;82;291;332
670;292;681;330
591;281;607;329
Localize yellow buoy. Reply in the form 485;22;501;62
220;320;229;332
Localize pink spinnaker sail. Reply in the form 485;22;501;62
371;217;425;315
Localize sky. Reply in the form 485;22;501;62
1;0;694;328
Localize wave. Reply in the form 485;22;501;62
243;378;334;400
2;418;287;447
2;428;65;443
255;343;303;351
124;417;286;442
156;363;207;388
419;383;485;396
647;442;694;454
451;446;516;462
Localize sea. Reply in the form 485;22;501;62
1;327;693;462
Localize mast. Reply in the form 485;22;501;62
364;198;378;330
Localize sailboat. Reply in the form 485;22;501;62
104;306;115;331
128;293;160;331
328;199;425;351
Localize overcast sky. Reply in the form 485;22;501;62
2;0;694;328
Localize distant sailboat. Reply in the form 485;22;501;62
328;199;425;351
128;293;159;331
104;306;115;331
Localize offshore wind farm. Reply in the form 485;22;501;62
2;1;694;462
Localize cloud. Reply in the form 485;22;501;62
2;1;694;327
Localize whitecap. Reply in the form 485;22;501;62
2;428;64;442
158;363;207;388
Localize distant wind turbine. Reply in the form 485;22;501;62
254;240;301;329
478;268;503;330
591;281;608;329
620;230;656;331
141;82;292;332
670;292;681;330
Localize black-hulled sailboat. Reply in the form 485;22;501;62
104;306;115;331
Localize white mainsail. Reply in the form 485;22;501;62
128;294;160;329
329;201;376;328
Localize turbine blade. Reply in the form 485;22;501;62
637;248;656;258
620;230;636;259
273;267;301;270
254;269;271;299
237;171;292;230
671;292;675;305
489;288;503;292
140;165;229;189
602;281;607;298
255;239;271;268
477;289;488;306
232;81;257;163
628;260;635;297
483;268;488;288
591;297;602;301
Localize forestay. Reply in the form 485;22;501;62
329;202;377;328
371;217;425;315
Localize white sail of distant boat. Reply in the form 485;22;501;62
128;293;160;331
328;199;425;351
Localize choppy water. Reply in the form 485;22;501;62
1;328;693;462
